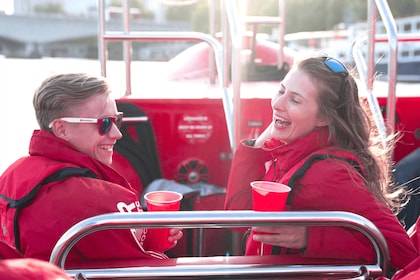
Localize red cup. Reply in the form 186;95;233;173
251;181;291;212
250;181;291;255
144;191;183;251
144;191;183;211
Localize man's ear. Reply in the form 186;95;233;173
50;120;68;139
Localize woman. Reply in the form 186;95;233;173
225;54;417;270
0;73;183;268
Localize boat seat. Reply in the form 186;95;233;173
113;101;162;195
113;101;230;258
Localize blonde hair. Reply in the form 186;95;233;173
33;73;110;130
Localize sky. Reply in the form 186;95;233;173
0;0;13;14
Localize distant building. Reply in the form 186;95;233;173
14;0;99;18
13;0;167;20
0;0;192;60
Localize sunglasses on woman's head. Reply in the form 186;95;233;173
321;57;349;101
323;57;349;76
48;112;124;135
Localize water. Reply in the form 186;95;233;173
0;57;166;174
2;57;418;174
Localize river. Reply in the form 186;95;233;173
1;57;419;174
0;57;167;174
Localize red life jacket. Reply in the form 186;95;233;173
0;167;96;252
246;151;364;256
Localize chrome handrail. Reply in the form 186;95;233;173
50;211;389;279
223;0;243;150
223;0;286;150
374;0;398;138
98;0;287;152
352;35;388;148
353;32;420;148
97;0;236;150
352;0;399;151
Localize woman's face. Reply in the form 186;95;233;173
270;67;328;143
56;93;122;165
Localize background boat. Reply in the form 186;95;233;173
284;14;420;82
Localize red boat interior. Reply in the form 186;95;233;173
4;0;419;279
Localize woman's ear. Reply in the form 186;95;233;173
316;116;329;127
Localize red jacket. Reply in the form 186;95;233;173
377;218;420;279
225;128;417;270
0;258;71;280
0;130;169;268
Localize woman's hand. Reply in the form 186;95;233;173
252;226;308;250
254;122;274;148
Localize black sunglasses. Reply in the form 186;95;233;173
49;112;124;135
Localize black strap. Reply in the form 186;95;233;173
271;154;363;255
286;154;362;204
3;167;97;208
1;167;97;251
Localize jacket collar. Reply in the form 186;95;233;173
262;127;331;171
29;130;132;189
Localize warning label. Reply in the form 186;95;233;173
178;115;213;144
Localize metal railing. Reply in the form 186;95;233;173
97;0;287;152
97;0;236;150
99;0;405;154
50;211;389;279
352;0;399;151
222;0;286;148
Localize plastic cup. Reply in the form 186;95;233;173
251;181;291;212
250;181;291;255
144;191;183;211
144;191;183;251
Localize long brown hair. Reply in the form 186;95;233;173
295;55;402;211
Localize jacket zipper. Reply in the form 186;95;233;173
272;158;278;181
